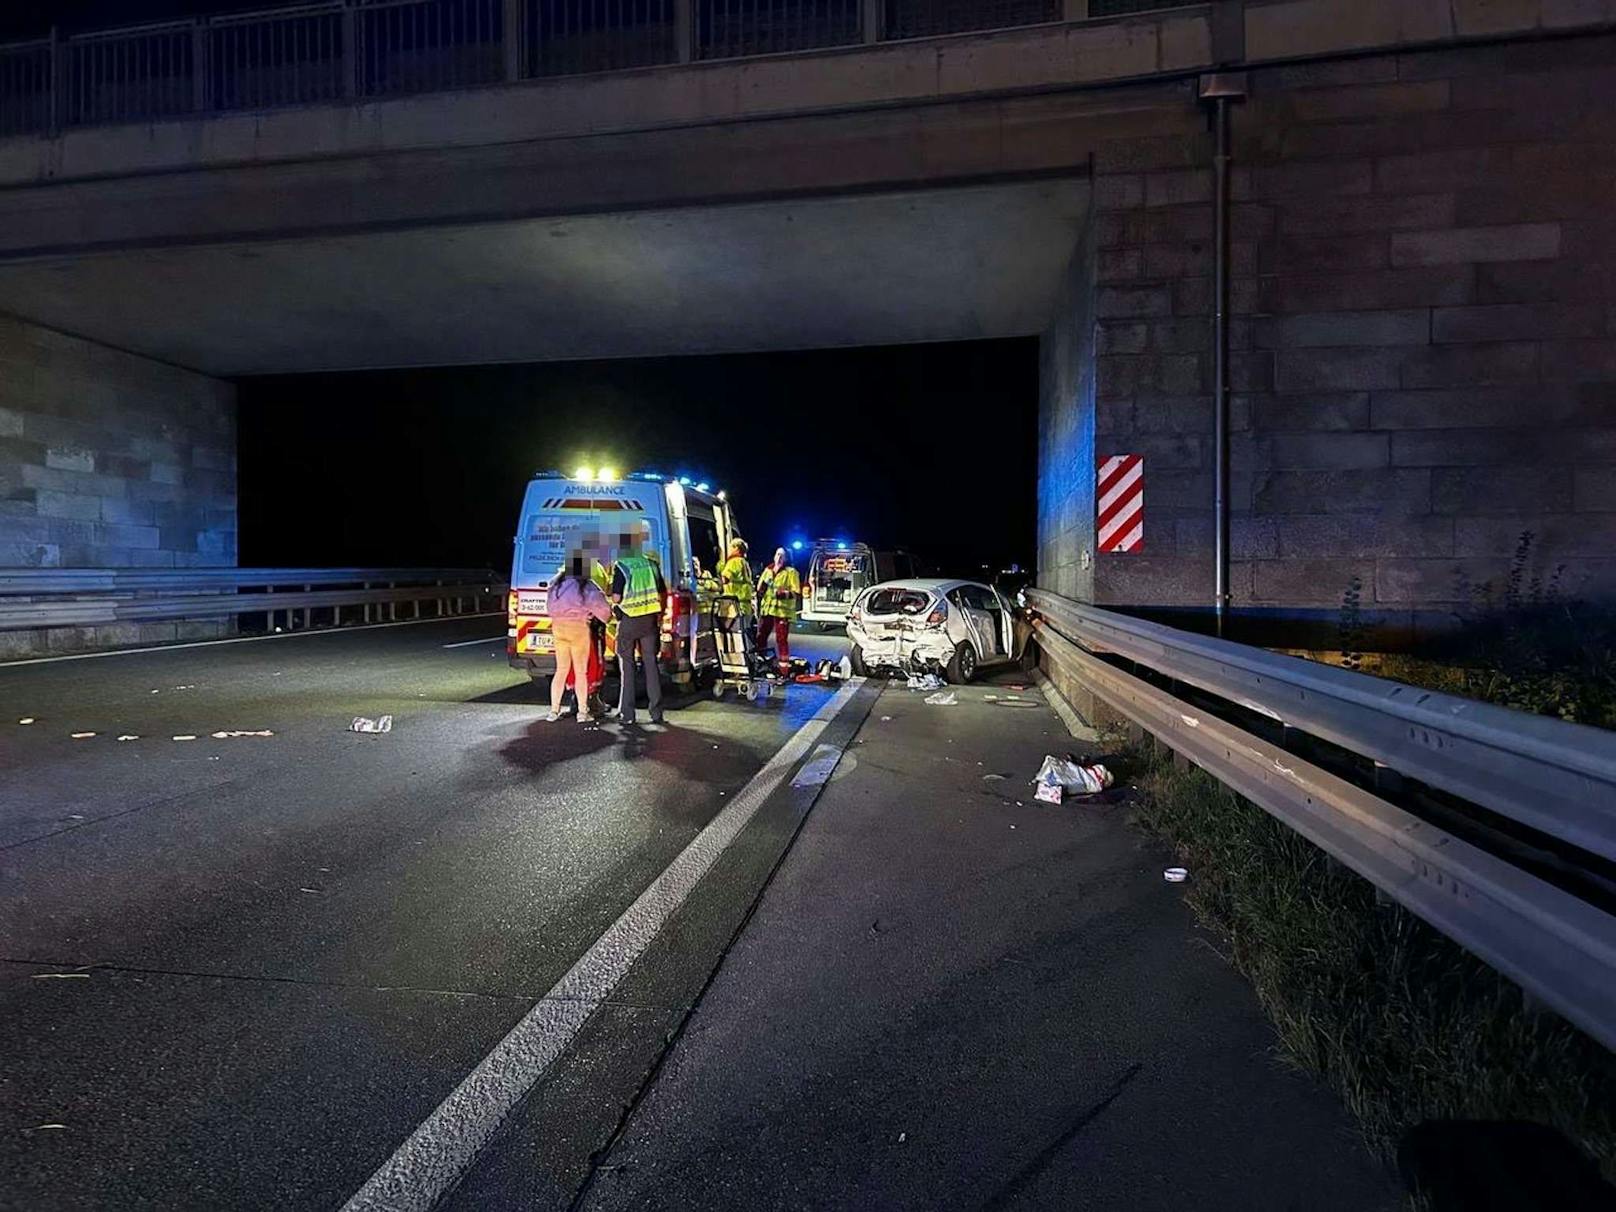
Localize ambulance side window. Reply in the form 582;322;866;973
688;513;721;578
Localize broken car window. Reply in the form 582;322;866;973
865;589;932;616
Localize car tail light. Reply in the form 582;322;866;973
507;591;518;628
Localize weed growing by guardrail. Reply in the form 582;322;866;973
1129;745;1616;1195
1334;533;1616;730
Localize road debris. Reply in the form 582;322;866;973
350;715;394;734
923;691;957;705
1033;755;1113;804
116;735;138;742
982;773;1007;781
898;1132;907;1143
906;673;945;691
17;717;34;725
70;732;96;740
880;715;893;722
30;1124;67;1131
172;685;196;691
1164;867;1189;883
211;730;274;739
172;735;198;742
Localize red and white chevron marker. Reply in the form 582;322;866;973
1096;454;1144;553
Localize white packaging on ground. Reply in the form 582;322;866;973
906;673;945;691
1034;754;1114;800
350;715;393;734
923;691;958;705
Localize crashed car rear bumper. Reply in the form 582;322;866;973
850;631;954;672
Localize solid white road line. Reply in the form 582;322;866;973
341;678;865;1212
0;614;504;669
441;636;508;649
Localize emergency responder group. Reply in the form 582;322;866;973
550;534;801;725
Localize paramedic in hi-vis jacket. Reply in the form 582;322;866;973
755;547;801;671
610;532;668;725
719;539;753;634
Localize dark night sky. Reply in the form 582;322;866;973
238;341;1039;578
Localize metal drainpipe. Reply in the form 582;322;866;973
1200;73;1247;637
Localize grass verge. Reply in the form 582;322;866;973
1128;744;1616;1193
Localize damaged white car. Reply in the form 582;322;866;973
846;578;1035;683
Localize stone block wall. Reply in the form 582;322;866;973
1038;221;1100;605
0;314;238;656
1040;31;1616;640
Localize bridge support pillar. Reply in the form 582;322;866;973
0;314;238;658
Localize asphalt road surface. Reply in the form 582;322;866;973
1;616;1397;1210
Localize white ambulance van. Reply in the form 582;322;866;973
801;542;920;630
507;470;742;687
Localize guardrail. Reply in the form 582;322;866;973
1;567;505;634
0;0;1199;137
1025;589;1616;1053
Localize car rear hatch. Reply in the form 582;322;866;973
851;586;946;661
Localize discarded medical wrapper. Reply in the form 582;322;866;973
906;673;945;691
1033;755;1114;804
1163;867;1188;883
350;715;393;734
923;691;958;706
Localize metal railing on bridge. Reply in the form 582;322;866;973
0;567;505;635
1025;588;1616;1053
0;0;1200;138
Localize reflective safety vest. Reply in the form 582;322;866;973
616;556;661;617
696;568;721;610
759;564;801;620
720;556;754;610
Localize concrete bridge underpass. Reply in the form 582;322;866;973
0;0;1614;646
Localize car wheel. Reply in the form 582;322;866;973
850;644;870;678
946;642;977;684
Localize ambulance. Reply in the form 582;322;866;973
800;542;920;630
507;469;742;688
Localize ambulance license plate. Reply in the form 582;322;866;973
524;631;553;653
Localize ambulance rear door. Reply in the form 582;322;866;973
509;478;668;663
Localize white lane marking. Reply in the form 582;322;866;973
341;678;865;1212
0;613;504;669
441;636;507;649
